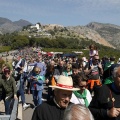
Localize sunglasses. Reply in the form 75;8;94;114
67;68;70;69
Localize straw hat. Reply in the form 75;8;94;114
49;75;80;91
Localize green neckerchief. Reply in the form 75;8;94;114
104;76;114;84
63;70;72;76
73;89;89;107
36;75;45;81
104;62;112;71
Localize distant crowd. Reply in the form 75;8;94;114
0;44;120;120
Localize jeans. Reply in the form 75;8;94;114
31;90;43;106
5;98;14;115
18;73;26;105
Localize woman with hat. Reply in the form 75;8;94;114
32;75;79;120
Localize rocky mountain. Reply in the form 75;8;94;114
67;25;114;48
0;17;32;34
86;22;120;49
35;23;116;48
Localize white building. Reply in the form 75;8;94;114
30;23;40;30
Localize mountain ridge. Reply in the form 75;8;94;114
0;17;32;33
0;17;119;49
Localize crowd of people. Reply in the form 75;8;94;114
0;44;120;120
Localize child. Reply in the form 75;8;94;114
89;44;98;66
28;66;45;107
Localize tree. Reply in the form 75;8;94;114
11;35;29;49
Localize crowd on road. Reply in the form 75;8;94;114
0;44;120;120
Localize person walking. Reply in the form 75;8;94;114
84;55;103;93
70;74;92;107
0;67;17;114
28;66;45;107
89;66;120;120
32;75;80;120
15;55;30;110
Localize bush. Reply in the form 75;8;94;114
0;46;11;53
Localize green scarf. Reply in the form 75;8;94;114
36;75;45;81
63;70;72;76
104;76;114;84
104;62;111;71
73;89;89;107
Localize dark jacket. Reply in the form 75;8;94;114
0;75;17;98
32;99;72;120
89;83;120;120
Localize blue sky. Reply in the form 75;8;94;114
0;0;120;26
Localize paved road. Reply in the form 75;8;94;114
23;94;34;120
23;84;48;120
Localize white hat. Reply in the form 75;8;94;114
49;75;80;91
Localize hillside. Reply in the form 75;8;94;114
86;22;120;49
66;26;114;48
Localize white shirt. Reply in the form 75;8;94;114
70;89;92;106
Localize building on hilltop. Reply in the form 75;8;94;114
30;23;41;30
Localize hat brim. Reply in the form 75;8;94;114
49;85;80;91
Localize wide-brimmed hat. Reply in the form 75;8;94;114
49;75;80;91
